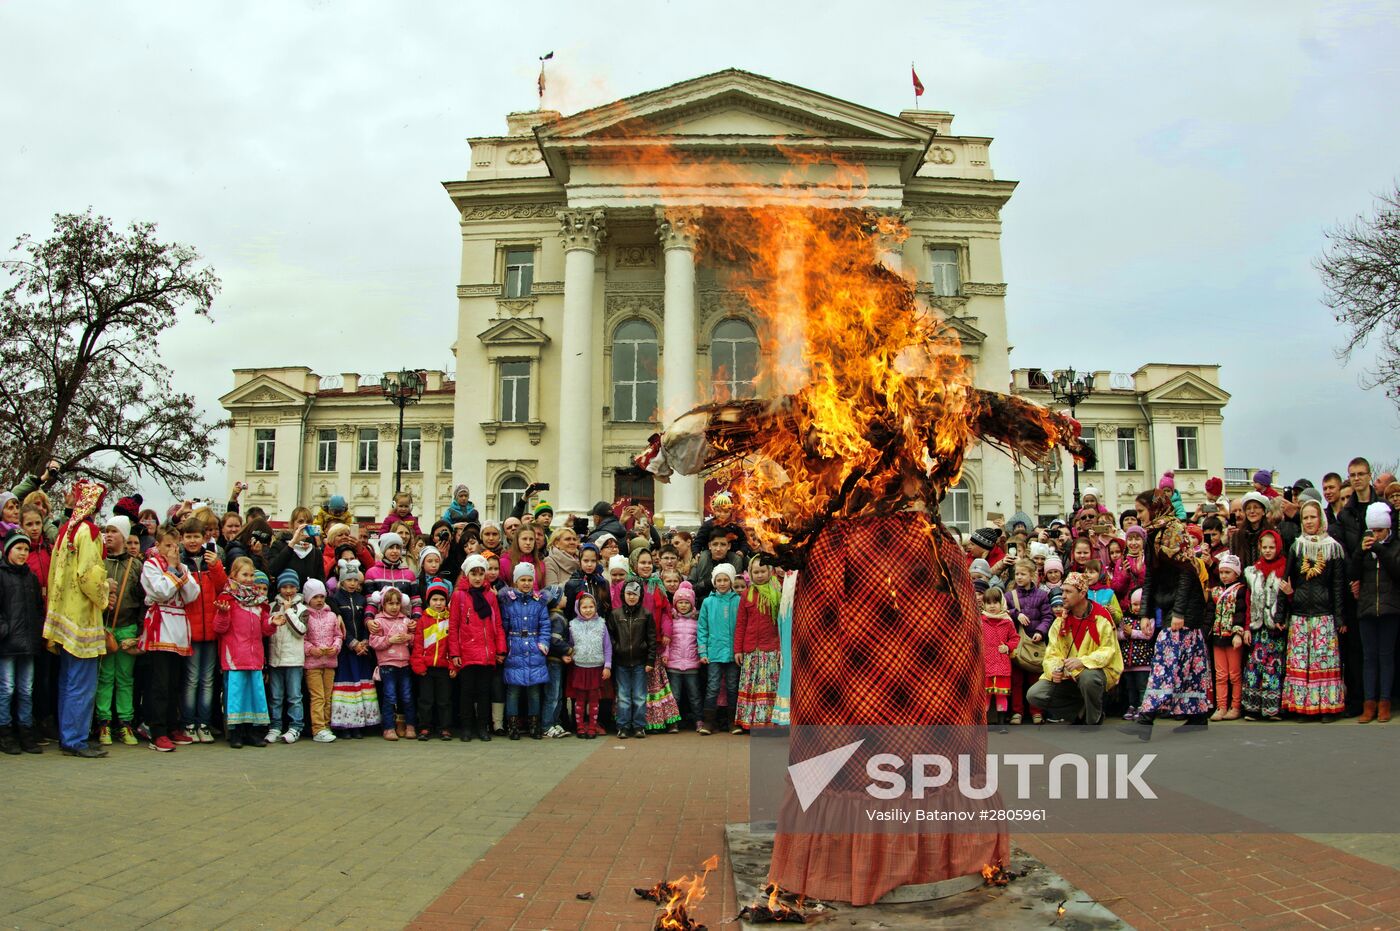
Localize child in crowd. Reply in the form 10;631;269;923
451;554;504;741
416;546;444;594
411;578;456;741
0;531;44;755
566;591;611;739
212;557;274;749
176;517;225;744
368;587;416;740
980;587;1019;732
139;527;201;752
1006;558;1051;726
733;555;782;732
479;520;503;554
501;527;542;594
379;491;421;538
329;561;379;738
660;568;682;599
266;569;308;744
968;558;997;593
97;516;144;748
365;533;420;613
1042;557;1065;592
689;533;742;604
542;586;572;738
607;579;656;739
1083;560;1123;623
485;553;504;592
698;563;741;735
606;555;630;607
630;547;680;734
1118;589;1155;720
499;562;550;739
564;544;610;621
1242;530;1288;720
302;579;344;742
663;581;702;729
1209;554;1248;721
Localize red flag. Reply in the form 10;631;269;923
911;66;924;97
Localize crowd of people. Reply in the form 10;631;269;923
964;461;1400;739
1;456;1396;758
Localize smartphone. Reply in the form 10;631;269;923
306;526;319;538
534;482;551;491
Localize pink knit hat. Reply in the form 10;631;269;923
1159;470;1175;490
674;581;697;608
1043;556;1064;576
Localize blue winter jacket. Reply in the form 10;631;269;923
499;587;550;686
697;589;740;663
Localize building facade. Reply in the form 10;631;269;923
220;71;1230;530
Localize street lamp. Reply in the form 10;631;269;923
381;369;425;497
1049;367;1094;512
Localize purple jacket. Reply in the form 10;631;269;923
1006;584;1052;638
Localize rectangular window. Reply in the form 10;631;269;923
357;428;379;472
441;426;454;471
1079;423;1097;462
503;248;535;298
500;361;530;423
614;469;655;514
315;429;337;472
253;428;276;472
929;247;961;297
1176;426;1199;471
398;427;421;473
1116;427;1138;472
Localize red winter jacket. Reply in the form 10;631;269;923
734;588;781;653
450;585;506;667
213;600;275;671
410;607;456;674
180;552;228;643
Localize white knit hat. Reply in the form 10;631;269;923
302;579;327;601
1367;502;1392;531
711;562;737;582
607;554;630;574
462;554;489;574
378;532;404;553
512;561;536;581
105;515;132;539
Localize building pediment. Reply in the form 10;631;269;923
477;317;551;347
219;375;308;408
1144;371;1231;406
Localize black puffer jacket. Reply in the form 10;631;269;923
1350;536;1400;620
0;562;45;656
1141;525;1208;630
1276;545;1348;624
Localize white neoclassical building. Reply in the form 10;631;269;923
220;70;1229;530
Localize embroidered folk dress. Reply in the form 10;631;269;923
1278;534;1347;716
1242;564;1286;718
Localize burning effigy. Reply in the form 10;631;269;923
636;205;1091;905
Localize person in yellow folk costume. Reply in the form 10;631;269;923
42;480;111;758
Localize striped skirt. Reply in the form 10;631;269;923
332;649;382;729
736;649;781;728
644;658;681;731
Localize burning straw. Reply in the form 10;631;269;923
636;854;720;931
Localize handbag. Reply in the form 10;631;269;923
1008;589;1046;673
104;555;139;656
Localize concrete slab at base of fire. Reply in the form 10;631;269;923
725;823;1126;930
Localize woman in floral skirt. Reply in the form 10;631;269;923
1242;529;1288;720
1278;500;1347;719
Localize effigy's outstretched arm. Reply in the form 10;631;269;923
964;388;1097;471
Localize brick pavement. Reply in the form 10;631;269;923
413;728;1400;931
0;736;596;929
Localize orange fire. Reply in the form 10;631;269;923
654;855;720;931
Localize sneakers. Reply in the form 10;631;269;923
313;729;337;743
545;724;569;738
196;725;215;743
730;725;745;735
149;736;176;752
98;724;113;746
170;729;195;746
61;745;109;758
134;723;151;741
382;729;398;741
283;729;301;744
266;728;283;744
632;727;647;740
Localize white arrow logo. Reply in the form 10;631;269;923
787;739;866;812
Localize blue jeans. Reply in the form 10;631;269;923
58;650;100;750
377;666;415;726
505;683;542;718
703;661;740;713
543;664;565;728
614;664;647;730
181;641;218;727
0;655;36;728
266;666;305;732
668;668;702;724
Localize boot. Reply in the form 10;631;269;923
477;719;492;741
1359;700;1378;724
698;710;715;736
492;702;506;736
228;726;244;749
0;728;21;755
508;716;521;741
403;725;417;740
244;725;267;747
529;715;543;740
1379;700;1392;724
18;727;42;754
575;704;588;739
394;714;406;738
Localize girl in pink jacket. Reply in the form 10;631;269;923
213;558;275;748
302;579;345;743
662;582;702;730
368;588;416;740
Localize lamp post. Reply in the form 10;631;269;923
1050;367;1094;512
381;369;425;498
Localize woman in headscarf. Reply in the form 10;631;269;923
1242;529;1288;720
1123;488;1213;739
1277;500;1347;720
41;479;111;758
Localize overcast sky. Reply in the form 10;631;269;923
4;1;1399;510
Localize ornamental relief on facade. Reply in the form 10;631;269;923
504;146;544;165
251;413;279;425
962;282;1008;296
906;202;1000;221
458;283;502;298
459;202;565;222
558;209;608;250
926;145;957;165
336;425;357;440
613;244;658;269
604;292;665;327
496;298;536;317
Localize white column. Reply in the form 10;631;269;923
420;424;441;523
1096;424;1119;513
557;209;607;519
656;208;704;529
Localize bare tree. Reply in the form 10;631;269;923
0;209;228;492
1317;184;1400;403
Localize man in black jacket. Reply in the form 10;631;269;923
1350;501;1400;723
1336;456;1379;714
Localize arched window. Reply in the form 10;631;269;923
612;319;659;422
939;480;972;535
710;318;759;401
497;474;528;520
